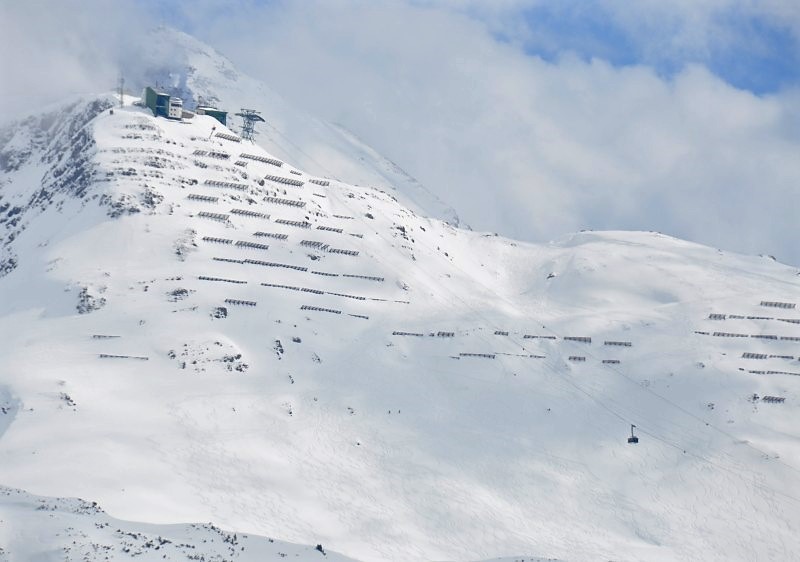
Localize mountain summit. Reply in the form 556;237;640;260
0;30;799;562
124;27;462;227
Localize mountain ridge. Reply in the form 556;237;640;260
0;42;799;562
126;27;462;228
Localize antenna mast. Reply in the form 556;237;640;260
117;74;125;108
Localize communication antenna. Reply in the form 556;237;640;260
117;74;125;108
235;109;265;142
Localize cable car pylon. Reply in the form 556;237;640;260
236;109;265;142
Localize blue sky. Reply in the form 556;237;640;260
140;0;800;95
508;1;800;94
706;15;800;93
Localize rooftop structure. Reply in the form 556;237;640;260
195;106;228;126
141;86;183;120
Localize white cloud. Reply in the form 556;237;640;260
598;0;800;63
189;1;800;263
2;1;799;264
0;0;154;117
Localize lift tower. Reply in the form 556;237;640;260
236;109;266;142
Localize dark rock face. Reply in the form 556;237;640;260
76;287;106;314
0;256;17;277
0;98;114;276
167;288;191;302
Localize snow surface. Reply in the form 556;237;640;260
1;484;557;561
0;78;799;561
0;485;359;562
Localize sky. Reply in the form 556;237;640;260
1;0;799;265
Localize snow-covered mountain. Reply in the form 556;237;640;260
122;27;462;228
1;46;800;561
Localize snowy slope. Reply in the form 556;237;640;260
122;27;462;227
0;484;558;562
0;95;799;562
0;485;359;562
